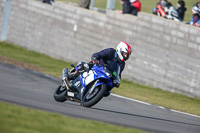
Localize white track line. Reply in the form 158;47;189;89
111;93;200;118
111;93;151;105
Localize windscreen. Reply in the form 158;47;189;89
105;61;120;80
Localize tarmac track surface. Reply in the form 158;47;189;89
0;62;200;133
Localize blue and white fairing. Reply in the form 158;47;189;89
81;61;120;89
72;61;120;100
79;65;112;90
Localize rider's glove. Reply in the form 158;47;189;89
91;57;99;64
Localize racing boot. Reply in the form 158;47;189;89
62;68;72;89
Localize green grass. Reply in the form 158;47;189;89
0;101;146;133
0;42;71;78
58;0;196;22
113;79;200;115
0;41;200;117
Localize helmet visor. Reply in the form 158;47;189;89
122;52;130;61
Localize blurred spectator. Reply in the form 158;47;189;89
176;0;187;21
121;0;132;14
130;0;141;16
79;0;91;9
161;0;181;21
43;0;54;5
120;0;141;16
153;0;166;16
153;0;181;22
191;2;200;27
152;1;161;15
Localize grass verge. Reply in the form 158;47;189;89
0;101;146;133
0;41;200;117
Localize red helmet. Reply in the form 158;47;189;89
116;41;132;61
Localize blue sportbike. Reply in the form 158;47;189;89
54;60;121;107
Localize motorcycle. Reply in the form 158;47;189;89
54;60;121;107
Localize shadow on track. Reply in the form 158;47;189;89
91;107;200;127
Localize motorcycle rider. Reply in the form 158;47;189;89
62;41;132;95
91;41;132;78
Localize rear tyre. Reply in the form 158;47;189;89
54;85;67;102
82;84;107;107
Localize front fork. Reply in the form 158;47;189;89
87;80;108;98
88;80;99;94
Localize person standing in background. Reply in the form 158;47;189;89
176;0;187;21
120;0;141;16
192;1;200;26
42;0;54;5
79;0;91;9
130;0;141;16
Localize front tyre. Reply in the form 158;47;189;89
54;85;67;102
82;84;107;107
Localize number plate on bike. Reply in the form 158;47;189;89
67;92;74;97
